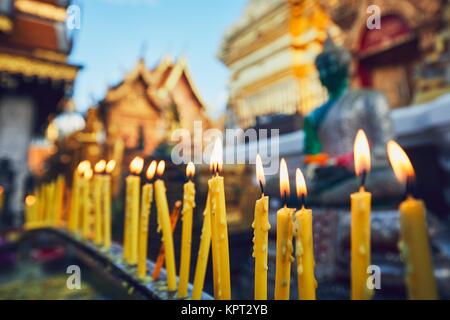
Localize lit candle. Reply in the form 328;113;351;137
208;138;231;300
69;161;89;233
387;141;438;299
82;167;93;240
138;160;156;280
178;162;196;298
294;168;316;300
351;130;373;300
253;154;270;300
124;156;144;265
103;160;116;250
24;195;38;229
94;160;106;245
192;193;211;300
275;158;294;300
154;160;177;291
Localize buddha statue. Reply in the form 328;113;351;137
303;37;402;205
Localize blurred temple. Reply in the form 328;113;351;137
0;0;80;225
220;0;450;130
98;56;214;158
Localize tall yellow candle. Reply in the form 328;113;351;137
24;195;38;229
351;130;373;300
124;156;144;265
275;158;294;300
209;138;231;300
294;168;316;300
103;160;116;250
69;161;89;233
55;175;65;227
178;162;196;298
137;161;156;280
154;160;177;291
253;154;270;300
94;160;106;245
191;194;211;300
82;168;93;239
387;140;438;299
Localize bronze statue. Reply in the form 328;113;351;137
303;37;402;205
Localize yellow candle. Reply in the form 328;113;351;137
94;160;106;245
275;158;294;300
178;162;196;298
209;138;231;300
54;175;65;227
137;161;156;280
82;168;93;239
294;168;316;300
69;161;89;233
192;194;211;300
103;160;116;250
387;140;438;299
154;160;177;291
124;157;144;265
351;130;373;300
253;154;270;300
24;195;37;229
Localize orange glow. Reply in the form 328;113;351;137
129;157;144;175
279;158;290;201
157;160;165;177
186;162;195;178
354;129;371;176
296;168;307;199
77;160;91;175
94;160;106;173
25;195;36;206
0;186;3;194
106;160;116;174
256;154;265;188
209;138;223;174
387;140;415;184
146;160;157;180
84;168;93;180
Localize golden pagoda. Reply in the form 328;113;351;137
219;0;339;129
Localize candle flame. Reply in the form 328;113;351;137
25;195;36;206
157;160;165;177
209;137;223;174
77;160;91;175
279;158;290;201
146;160;157;180
84;168;93;180
129;157;144;175
94;160;106;173
296;168;307;199
106;160;116;174
186;161;195;178
256;154;265;187
0;186;3;194
387;140;415;184
354;129;371;176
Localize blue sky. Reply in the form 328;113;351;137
69;0;247;119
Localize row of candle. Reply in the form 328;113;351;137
23;131;437;300
251;130;437;300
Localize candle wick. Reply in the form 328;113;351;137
259;180;264;195
359;170;367;189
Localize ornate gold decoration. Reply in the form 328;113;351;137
15;0;67;23
34;50;68;63
0;53;78;81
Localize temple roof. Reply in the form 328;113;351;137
102;56;208;112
